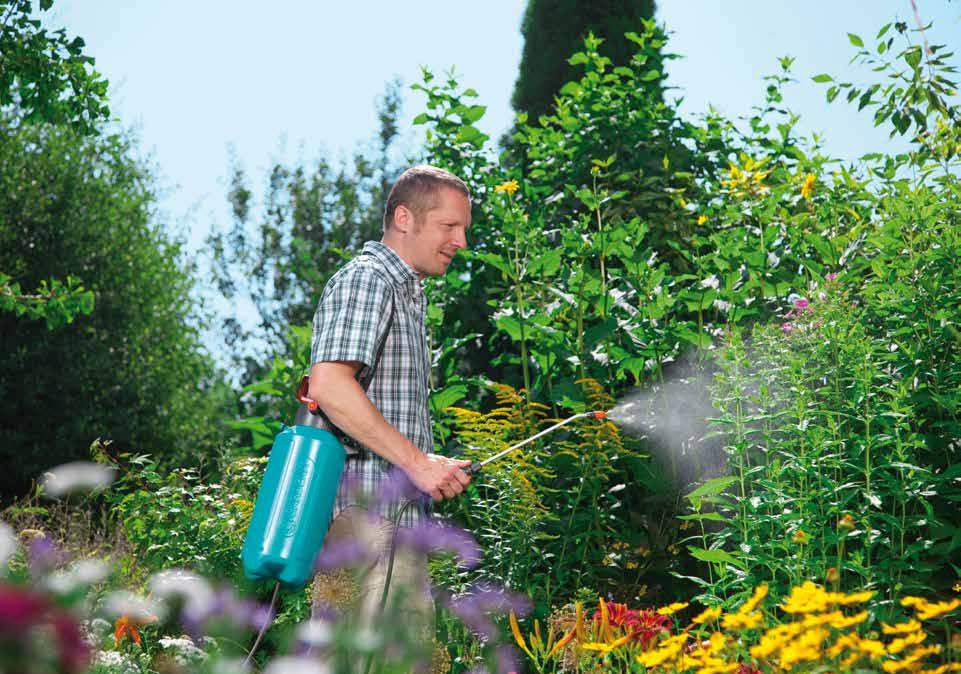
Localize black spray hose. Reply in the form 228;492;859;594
244;581;282;667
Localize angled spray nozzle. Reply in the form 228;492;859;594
464;410;608;476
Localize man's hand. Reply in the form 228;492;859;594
404;453;473;502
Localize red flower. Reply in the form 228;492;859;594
624;609;671;648
737;664;762;674
592;601;671;649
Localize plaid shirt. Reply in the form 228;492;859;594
310;241;432;527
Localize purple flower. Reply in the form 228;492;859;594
447;584;531;639
396;520;482;568
495;644;521;674
313;538;376;571
28;535;65;577
370;467;424;509
180;585;274;637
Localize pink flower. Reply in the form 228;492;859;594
792;298;810;310
826;272;838;281
781;322;793;334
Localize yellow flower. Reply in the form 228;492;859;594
801;173;816;199
953;582;961;593
697;214;708;225
887;630;927;654
636;634;687;668
751;622;804;659
494;179;519;195
692;606;722;625
882;644;942;672
780;626;828;669
829;632;886;659
780;581;873;614
590;165;601;175
882;619;923;635
838;590;875;605
901;596;961;620
581;632;633;653
838;513;856;530
824;610;868;629
826;566;840;584
740;584;768;613
656;602;689;616
721;610;763;630
793;529;810;544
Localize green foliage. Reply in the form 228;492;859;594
681;21;961;615
511;0;657;122
0;0;111;134
0;115;229;499
100;451;262;583
0;271;93;329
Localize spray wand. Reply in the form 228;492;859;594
463;410;607;475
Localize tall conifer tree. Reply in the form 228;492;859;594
512;0;658;121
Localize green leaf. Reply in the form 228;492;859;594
430;384;468;412
812;74;834;83
412;112;430;125
687;546;743;568
904;46;922;69
461;105;487;123
678;512;731;524
847;33;864;48
686;476;737;501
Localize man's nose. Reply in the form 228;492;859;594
452;227;468;250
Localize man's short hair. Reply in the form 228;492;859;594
383;165;470;231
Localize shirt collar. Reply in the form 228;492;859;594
362;241;420;286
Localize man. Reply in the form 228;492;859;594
306;165;473;641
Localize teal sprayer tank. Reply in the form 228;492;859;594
241;376;346;589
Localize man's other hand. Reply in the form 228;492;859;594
405;453;473;502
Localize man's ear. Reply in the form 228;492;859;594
393;204;414;234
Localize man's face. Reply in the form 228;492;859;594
403;187;471;277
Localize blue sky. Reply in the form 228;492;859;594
51;1;959;365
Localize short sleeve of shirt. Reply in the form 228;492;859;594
310;265;393;369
